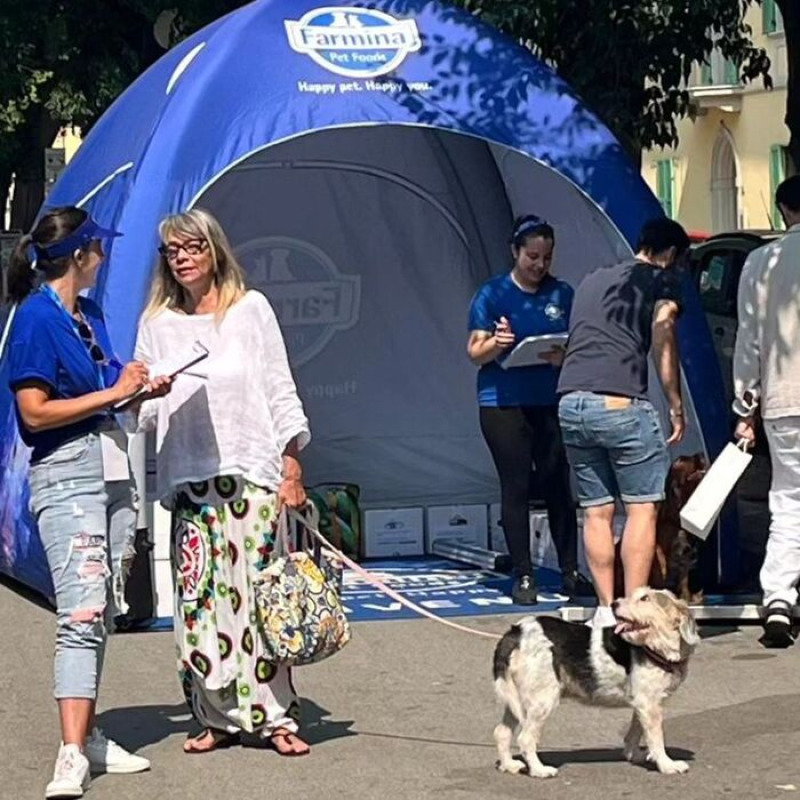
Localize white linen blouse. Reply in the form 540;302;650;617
135;289;310;501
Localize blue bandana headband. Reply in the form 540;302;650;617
32;215;123;262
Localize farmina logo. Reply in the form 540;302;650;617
544;303;564;321
236;236;361;368
285;7;422;79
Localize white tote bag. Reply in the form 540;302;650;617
679;440;753;540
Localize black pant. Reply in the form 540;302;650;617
480;405;578;578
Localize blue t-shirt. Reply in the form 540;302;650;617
468;273;573;407
7;291;120;462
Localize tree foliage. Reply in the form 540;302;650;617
0;1;777;229
0;1;244;229
451;0;772;159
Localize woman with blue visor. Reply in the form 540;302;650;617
6;207;170;799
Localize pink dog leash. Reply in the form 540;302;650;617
287;507;502;641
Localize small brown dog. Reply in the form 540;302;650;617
614;454;708;602
656;454;707;602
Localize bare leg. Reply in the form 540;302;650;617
59;699;94;748
634;702;689;774
584;503;616;605
622;502;658;596
495;709;524;774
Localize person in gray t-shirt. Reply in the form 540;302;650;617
557;218;690;624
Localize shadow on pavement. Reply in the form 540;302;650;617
540;746;693;768
300;699;358;745
98;697;357;751
96;703;192;751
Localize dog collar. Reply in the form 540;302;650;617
641;646;687;673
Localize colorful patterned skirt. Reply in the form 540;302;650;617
171;476;301;735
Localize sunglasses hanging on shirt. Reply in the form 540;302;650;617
75;315;108;364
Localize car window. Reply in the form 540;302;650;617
696;251;739;318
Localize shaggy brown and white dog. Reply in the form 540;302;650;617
493;588;699;778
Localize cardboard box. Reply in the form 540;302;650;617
425;504;488;552
363;508;424;558
488;508;628;575
489;502;508;553
149;502;173;561
153;558;174;619
530;510;560;570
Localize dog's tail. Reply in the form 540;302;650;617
493;625;525;722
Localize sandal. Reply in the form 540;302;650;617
269;727;310;757
184;728;240;754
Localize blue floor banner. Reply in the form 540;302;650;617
142;557;573;629
136;555;759;631
340;558;570;622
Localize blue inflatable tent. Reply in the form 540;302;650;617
0;0;731;598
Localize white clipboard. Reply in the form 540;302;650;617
500;332;568;369
113;339;209;411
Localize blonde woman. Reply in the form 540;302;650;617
135;208;312;755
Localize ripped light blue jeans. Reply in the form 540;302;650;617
29;427;137;700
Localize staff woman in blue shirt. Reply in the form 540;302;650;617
6;207;169;797
467;215;592;605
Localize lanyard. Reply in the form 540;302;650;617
38;284;119;392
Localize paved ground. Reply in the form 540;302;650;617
2;579;800;800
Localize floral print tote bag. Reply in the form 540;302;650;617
254;506;351;666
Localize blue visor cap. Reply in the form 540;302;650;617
37;215;123;260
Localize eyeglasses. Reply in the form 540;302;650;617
158;239;208;261
76;318;107;364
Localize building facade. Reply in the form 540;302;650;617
642;0;788;234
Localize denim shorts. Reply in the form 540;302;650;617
558;392;669;507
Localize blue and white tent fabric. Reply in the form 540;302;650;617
0;0;731;596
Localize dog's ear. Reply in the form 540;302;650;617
678;612;700;648
652;589;678;608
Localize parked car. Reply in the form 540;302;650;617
689;230;782;590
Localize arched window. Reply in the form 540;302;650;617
711;128;740;233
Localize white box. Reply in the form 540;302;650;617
149;502;173;561
530;510;560;570
363;508;424;558
489;502;508;553
425;504;488;552
153;558;174;619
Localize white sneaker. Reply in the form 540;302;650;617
85;728;151;774
45;744;90;799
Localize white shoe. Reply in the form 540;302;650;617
85;728;151;774
586;605;617;628
45;744;90;799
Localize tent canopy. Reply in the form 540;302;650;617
0;0;733;592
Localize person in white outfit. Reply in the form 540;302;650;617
733;175;800;648
135;208;313;755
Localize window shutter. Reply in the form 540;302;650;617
724;58;738;85
656;159;676;219
761;0;783;33
770;145;787;230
